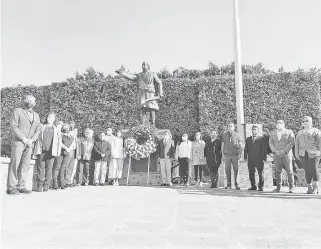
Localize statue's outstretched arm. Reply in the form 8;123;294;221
115;70;137;81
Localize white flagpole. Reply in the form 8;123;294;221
233;0;245;143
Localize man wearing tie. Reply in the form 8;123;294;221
269;120;295;193
244;125;267;191
7;95;41;195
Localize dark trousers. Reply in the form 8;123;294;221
194;165;204;182
36;150;55;187
77;160;91;184
225;155;239;187
7;142;33;191
208;162;220;186
248;162;264;188
300;152;320;184
178;157;189;184
53;154;71;187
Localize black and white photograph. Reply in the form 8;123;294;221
1;0;321;248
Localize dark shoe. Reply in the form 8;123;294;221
273;188;280;193
19;188;32;194
99;183;105;186
235;186;241;190
60;184;66;189
258;187;263;192
7;189;20;195
160;183;166;187
210;184;215;188
43;186;49;192
248;186;257;191
224;186;231;189
94;183;98;186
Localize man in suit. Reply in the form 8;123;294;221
157;131;175;187
269;120;295;193
7;95;41;195
204;130;222;188
244;125;267;191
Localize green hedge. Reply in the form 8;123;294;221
1;68;320;155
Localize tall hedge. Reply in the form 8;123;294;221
199;71;321;135
1;69;321;153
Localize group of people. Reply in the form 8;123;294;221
156;119;321;194
6;95;126;195
5;95;321;196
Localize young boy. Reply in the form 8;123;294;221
93;133;111;186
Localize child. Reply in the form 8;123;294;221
76;128;94;186
175;133;192;186
93;133;111;186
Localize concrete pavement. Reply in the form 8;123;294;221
1;183;321;249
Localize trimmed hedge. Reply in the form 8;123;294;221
199;71;321;135
1;68;320;156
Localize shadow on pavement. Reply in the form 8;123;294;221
173;187;321;200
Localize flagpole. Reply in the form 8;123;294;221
233;0;245;143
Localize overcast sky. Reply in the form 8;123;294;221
2;0;321;87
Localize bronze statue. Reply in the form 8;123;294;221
115;62;163;126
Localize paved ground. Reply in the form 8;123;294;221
1;181;321;249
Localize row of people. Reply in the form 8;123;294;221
163;118;321;194
6;95;321;195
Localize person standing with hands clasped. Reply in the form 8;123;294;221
175;133;192;186
157;131;175;187
93;133;111;186
222;123;242;190
191;132;206;187
295;116;321;194
7;95;41;195
269;120;295;193
204;130;222;188
244;125;267;192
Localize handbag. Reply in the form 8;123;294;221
33;140;42;156
306;149;321;158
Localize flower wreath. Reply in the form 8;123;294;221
124;124;157;160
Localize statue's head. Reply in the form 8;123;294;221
142;61;150;72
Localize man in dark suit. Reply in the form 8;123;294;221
244;125;267;191
204;130;222;188
7;95;41;195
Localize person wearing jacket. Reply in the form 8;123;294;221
191;132;206;187
52;124;75;189
175;133;192;186
157;131;175;187
93;133;111;186
34;112;62;192
76;128;94;186
108;130;126;186
222;123;242;190
204;130;222;188
269;120;295;193
295;116;321;194
7;95;41;195
244;125;267;191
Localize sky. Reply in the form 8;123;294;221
2;0;321;87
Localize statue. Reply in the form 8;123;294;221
115;62;163;126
